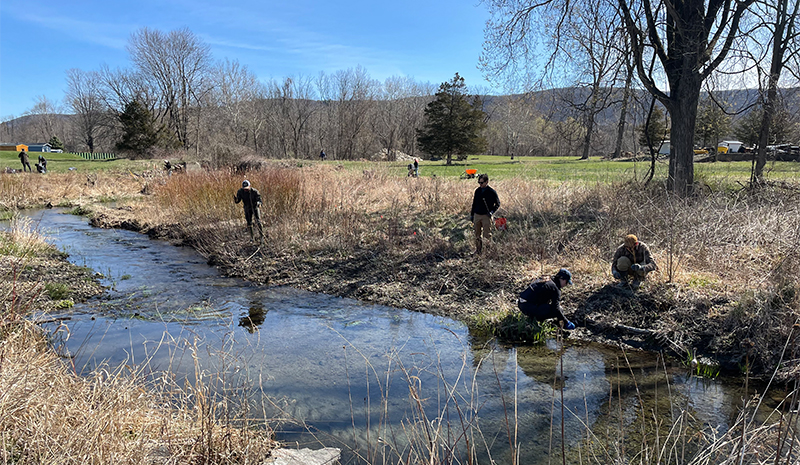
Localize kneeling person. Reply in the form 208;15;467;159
517;268;575;330
612;234;656;289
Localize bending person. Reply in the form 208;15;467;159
518;268;575;330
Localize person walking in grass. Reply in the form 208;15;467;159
470;173;499;255
38;154;47;173
234;180;264;242
611;234;657;290
18;149;31;172
517;268;576;330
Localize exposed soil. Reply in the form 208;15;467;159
2;246;104;316
82;203;800;382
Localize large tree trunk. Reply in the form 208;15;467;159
667;76;702;196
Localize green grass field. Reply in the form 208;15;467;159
0;151;156;173
4;150;800;186
385;154;800;186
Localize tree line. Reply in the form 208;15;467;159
1;7;798;184
0;24;661;166
481;0;800;192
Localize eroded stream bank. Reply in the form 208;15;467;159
83;200;800;382
7;208;796;465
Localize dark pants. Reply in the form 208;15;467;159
518;301;568;324
244;207;263;239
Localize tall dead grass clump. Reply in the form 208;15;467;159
0;320;276;464
1;215;53;324
1;218;276;464
1;171;146;211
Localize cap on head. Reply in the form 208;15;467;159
242;180;250;188
624;234;638;248
555;268;573;285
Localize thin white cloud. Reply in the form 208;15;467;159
7;7;129;50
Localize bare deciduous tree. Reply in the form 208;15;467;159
66;69;112;152
483;0;759;195
752;0;800;184
128;27;213;150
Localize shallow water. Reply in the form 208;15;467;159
4;209;783;464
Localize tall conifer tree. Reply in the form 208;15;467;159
417;73;487;165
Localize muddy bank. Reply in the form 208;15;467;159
82;203;800;382
1;243;104;315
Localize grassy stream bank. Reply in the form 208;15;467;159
2;158;799;464
1;216;276;464
9;161;792;381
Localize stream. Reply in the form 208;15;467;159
6;208;780;464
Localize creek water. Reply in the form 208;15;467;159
6;209;781;464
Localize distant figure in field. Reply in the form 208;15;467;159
470;173;500;255
234;180;264;242
517;268;576;330
320;150;327;161
413;158;419;176
37;154;47;173
611;234;657;290
18;150;31;172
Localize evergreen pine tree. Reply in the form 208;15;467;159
116;100;161;156
47;135;65;151
417;73;487;165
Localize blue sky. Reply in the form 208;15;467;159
0;0;495;119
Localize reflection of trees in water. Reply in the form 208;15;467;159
239;301;268;332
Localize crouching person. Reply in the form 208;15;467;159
611;234;657;290
517;268;575;330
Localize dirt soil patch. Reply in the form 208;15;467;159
78;203;800;382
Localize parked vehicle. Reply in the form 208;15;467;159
717;140;744;154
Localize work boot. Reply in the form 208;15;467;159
248;226;254;242
474;241;482;256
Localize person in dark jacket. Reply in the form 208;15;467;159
37;154;47;173
518;268;575;330
611;234;657;289
19;150;31;172
234;180;264;242
470;173;500;255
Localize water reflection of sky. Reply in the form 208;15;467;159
3;209;772;464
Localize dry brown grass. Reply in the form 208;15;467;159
5;163;800;378
136;166;800;293
1;220;276;465
0;321;276;465
0;171;149;210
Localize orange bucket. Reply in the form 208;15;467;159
494;217;507;231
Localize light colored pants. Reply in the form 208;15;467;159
473;214;492;252
616;256;646;280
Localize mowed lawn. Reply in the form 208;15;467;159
3;150;800;186
385;154;800;186
0;151;158;173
